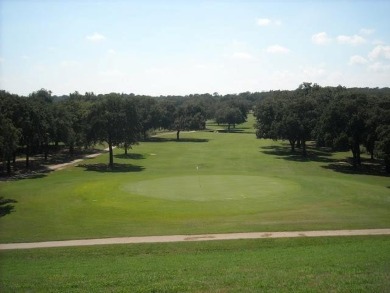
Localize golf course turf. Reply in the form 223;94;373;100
0;116;389;292
1;236;389;292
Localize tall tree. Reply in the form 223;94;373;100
88;94;140;168
173;102;206;140
318;92;369;167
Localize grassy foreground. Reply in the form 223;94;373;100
1;236;389;292
0;116;389;243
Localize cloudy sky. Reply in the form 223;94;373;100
1;0;389;96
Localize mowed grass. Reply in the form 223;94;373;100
1;236;389;292
0;115;389;243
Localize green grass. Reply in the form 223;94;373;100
1;236;389;292
0;114;389;243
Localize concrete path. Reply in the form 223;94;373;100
1;229;389;250
47;147;113;171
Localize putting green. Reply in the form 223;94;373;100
122;175;300;201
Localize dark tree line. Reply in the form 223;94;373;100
254;83;390;171
2;84;388;175
0;89;253;175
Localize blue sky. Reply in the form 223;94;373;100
1;0;389;96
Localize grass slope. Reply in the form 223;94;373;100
0;115;389;243
1;236;389;292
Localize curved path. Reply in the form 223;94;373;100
1;229;389;250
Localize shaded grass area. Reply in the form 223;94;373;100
76;163;145;173
1;236;389;292
0;147;105;179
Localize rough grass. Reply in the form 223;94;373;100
1;236;389;292
0;115;389;243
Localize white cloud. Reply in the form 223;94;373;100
311;32;332;45
0;57;4;63
360;28;375;35
231;52;254;60
86;32;106;42
256;18;281;27
368;62;390;72
108;49;116;54
368;45;390;60
266;45;290;54
257;18;271;26
349;55;368;65
337;34;366;45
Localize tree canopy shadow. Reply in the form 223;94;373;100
145;137;209;143
77;163;144;173
322;159;390;177
0;197;17;217
215;129;255;134
260;144;337;163
0;169;49;181
114;153;145;160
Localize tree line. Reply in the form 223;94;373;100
1;84;389;175
254;83;390;172
0;89;251;175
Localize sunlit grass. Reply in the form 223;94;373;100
0;115;389;243
1;236;389;292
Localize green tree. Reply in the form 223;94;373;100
88;94;140;168
318;92;368;167
133;96;160;140
173;103;206;140
0;115;20;175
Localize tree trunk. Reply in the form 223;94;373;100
228;124;231;132
124;142;128;156
354;142;361;167
143;130;147;141
302;140;307;157
351;142;361;168
44;143;49;161
6;158;11;176
25;145;30;169
296;140;301;149
289;139;296;152
108;141;114;169
385;156;390;173
176;130;180;141
69;143;74;156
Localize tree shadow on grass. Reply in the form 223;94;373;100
114;153;145;160
0;197;17;217
260;144;337;164
215;129;255;134
322;158;390;177
145;137;209;143
77;163;144;173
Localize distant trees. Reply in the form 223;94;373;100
1;84;389;174
214;99;248;131
254;84;390;171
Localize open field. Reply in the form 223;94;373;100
1;236;389;292
0;116;389;243
0;116;389;292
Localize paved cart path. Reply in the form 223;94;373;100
1;229;389;250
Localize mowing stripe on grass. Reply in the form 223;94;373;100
1;228;389;250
